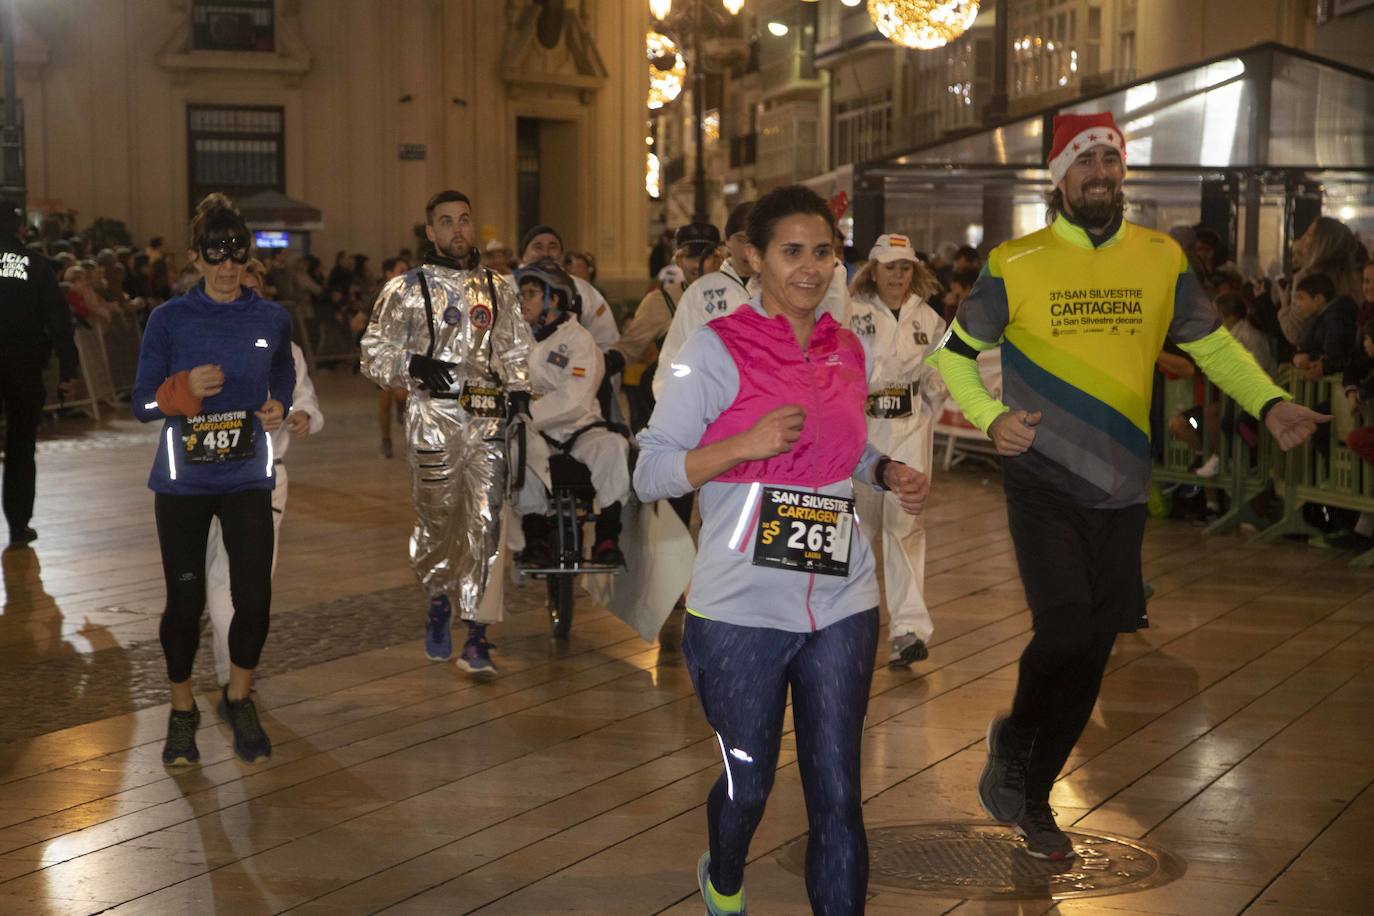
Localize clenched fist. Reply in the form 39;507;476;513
988;409;1041;456
256;398;285;432
882;461;930;515
738;405;806;461
188;364;224;398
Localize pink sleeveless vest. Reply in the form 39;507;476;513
699;305;869;487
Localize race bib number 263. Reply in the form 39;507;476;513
753;486;854;578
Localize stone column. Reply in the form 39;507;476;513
587;0;650;300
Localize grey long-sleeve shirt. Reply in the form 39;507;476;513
633;305;885;632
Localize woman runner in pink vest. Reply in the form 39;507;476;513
635;186;929;915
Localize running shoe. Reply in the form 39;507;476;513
887;633;929;668
217;689;272;764
1016;799;1075;860
978;713;1032;824
516;539;554;570
697;851;747;915
1192;454;1221;478
455;628;498;676
161;706;201;766
425;595;453;661
590;539;625;567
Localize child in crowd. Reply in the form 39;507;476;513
1292;272;1358;381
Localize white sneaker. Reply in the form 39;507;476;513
1193;454;1221;478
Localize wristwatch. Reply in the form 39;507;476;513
874;456;894;491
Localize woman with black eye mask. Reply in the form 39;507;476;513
132;192;296;767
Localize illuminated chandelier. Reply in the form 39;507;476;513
868;0;980;51
647;31;686;110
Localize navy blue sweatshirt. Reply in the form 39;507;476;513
132;283;295;495
1298;294;1358;375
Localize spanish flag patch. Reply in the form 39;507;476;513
572;366;586;377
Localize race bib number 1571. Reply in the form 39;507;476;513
752;486;854;578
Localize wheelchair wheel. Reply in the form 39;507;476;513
547;575;574;638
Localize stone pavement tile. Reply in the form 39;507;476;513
0;842;208;904
0;893;126;915
1055;876;1264;916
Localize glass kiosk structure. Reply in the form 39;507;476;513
851;43;1374;278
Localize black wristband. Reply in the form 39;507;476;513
874;456;894;491
1258;396;1284;421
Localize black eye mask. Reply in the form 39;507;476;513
199;233;250;265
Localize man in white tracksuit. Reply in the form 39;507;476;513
848;233;948;668
653;201;849;399
517;225;620;353
651;204;756;401
205;340;322;685
511;259;630;568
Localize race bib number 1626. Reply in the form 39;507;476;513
752;486;854;578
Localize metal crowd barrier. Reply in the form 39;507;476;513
1152;369;1374;567
41;313;143;421
294;304;360;371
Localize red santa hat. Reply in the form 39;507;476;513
1047;112;1126;188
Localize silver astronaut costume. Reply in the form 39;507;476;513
361;262;532;622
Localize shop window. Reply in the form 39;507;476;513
187;105;284;212
192;0;275;53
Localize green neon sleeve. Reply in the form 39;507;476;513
927;322;1010;435
1178;327;1291;418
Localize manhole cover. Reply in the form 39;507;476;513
777;821;1185;900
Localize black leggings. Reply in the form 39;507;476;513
154;490;274;683
683;608;878;916
1010;629;1117;799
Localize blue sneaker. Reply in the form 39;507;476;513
697;851;747;915
454;625;498;676
425;595;453;661
217;689;272;764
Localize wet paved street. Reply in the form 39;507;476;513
1;373;1371;913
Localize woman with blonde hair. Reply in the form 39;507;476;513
847;233;948;668
1280;216;1369;345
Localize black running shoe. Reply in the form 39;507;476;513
162;706;201;766
590;539;625;567
517;539;554;569
1016;798;1075;860
887;634;929;668
978;713;1032;823
218;689;272;763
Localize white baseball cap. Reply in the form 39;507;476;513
868;233;918;264
485;239;509;252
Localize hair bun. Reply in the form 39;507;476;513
194;192;239;216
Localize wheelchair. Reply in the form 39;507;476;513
509;420;628;638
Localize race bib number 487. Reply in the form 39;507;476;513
753;486;854;578
181;410;255;463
